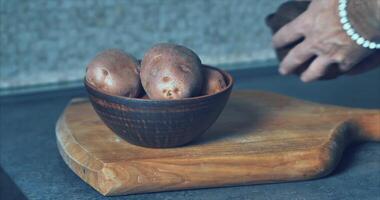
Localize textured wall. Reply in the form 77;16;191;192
0;0;286;89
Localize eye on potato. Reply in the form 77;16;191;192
140;43;203;100
202;68;227;95
86;49;141;97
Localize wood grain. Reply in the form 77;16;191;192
56;90;380;196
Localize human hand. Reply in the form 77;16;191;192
271;0;378;82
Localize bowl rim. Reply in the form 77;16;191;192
84;64;234;102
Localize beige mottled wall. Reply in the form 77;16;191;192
0;0;287;89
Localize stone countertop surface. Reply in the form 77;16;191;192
1;66;380;200
0;0;286;89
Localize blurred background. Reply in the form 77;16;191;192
0;0;287;91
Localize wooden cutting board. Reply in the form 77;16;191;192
56;90;380;196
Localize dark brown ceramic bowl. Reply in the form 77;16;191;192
84;65;234;148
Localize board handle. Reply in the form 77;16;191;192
352;111;380;142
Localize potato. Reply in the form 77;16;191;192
141;43;203;100
86;49;141;97
202;68;227;95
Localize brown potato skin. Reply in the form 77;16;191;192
86;49;141;97
141;43;203;100
201;68;227;95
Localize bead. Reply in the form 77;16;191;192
340;17;348;24
343;23;351;30
363;41;370;48
356;37;364;45
338;4;346;11
339;10;347;17
351;33;359;40
347;28;354;36
369;42;376;49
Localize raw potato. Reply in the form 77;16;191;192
86;49;141;97
141;43;203;100
202;68;227;95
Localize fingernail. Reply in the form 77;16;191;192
301;75;311;83
279;68;287;75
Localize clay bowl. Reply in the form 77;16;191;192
84;65;234;148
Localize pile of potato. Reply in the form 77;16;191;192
86;43;227;100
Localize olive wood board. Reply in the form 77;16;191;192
56;90;380;196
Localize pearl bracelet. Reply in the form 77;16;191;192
338;0;380;49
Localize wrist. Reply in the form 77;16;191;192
347;0;380;42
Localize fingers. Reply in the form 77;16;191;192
279;41;315;75
272;14;306;48
300;57;333;82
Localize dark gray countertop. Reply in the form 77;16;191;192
1;66;380;200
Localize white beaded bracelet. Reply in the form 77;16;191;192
338;0;380;49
